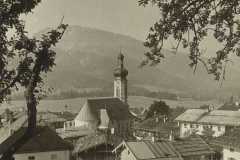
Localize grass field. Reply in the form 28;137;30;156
0;96;222;113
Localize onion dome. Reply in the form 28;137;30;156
113;53;128;78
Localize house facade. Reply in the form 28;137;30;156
175;109;240;137
0;126;73;160
14;150;71;160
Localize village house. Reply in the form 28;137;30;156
0;111;68;144
175;108;240;137
113;135;214;160
133;114;179;141
0;126;73;160
210;127;240;160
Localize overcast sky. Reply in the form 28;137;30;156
22;0;224;56
23;0;159;40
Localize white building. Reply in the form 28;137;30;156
175;109;240;137
0;126;72;160
211;128;240;160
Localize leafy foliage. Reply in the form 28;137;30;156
0;1;67;159
0;0;67;103
139;0;240;80
146;100;170;119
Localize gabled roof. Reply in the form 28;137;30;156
114;136;213;160
173;135;214;157
117;141;183;160
0;111;67;144
175;109;208;122
0;126;72;155
198;110;240;126
73;132;123;153
75;97;131;124
175;109;240;126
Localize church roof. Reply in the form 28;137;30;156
75;97;131;124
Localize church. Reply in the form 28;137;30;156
71;53;133;138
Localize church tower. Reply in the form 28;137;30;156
113;52;128;103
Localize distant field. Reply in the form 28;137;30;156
0;96;222;113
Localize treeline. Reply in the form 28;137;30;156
11;87;179;100
47;89;113;99
12;86;212;101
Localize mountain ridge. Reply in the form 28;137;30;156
36;25;240;100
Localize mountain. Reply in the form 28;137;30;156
37;25;240;100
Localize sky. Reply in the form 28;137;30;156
22;0;222;56
23;0;159;41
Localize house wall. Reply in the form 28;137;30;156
14;150;71;160
120;147;137;160
179;122;225;138
223;148;240;160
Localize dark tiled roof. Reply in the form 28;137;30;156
173;135;214;157
119;136;213;160
74;132;123;153
0;126;73;154
124;141;183;160
75;97;132;123
0;111;67;143
134;116;179;138
210;127;240;149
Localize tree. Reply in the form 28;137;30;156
139;0;240;81
0;1;67;159
145;100;170;119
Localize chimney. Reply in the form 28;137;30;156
208;105;214;112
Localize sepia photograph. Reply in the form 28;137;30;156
0;0;240;160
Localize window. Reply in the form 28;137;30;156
196;124;199;128
28;156;35;160
51;154;57;160
218;126;221;131
184;123;187;128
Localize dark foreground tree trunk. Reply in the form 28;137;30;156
0;80;38;160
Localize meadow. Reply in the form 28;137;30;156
0;96;222;114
